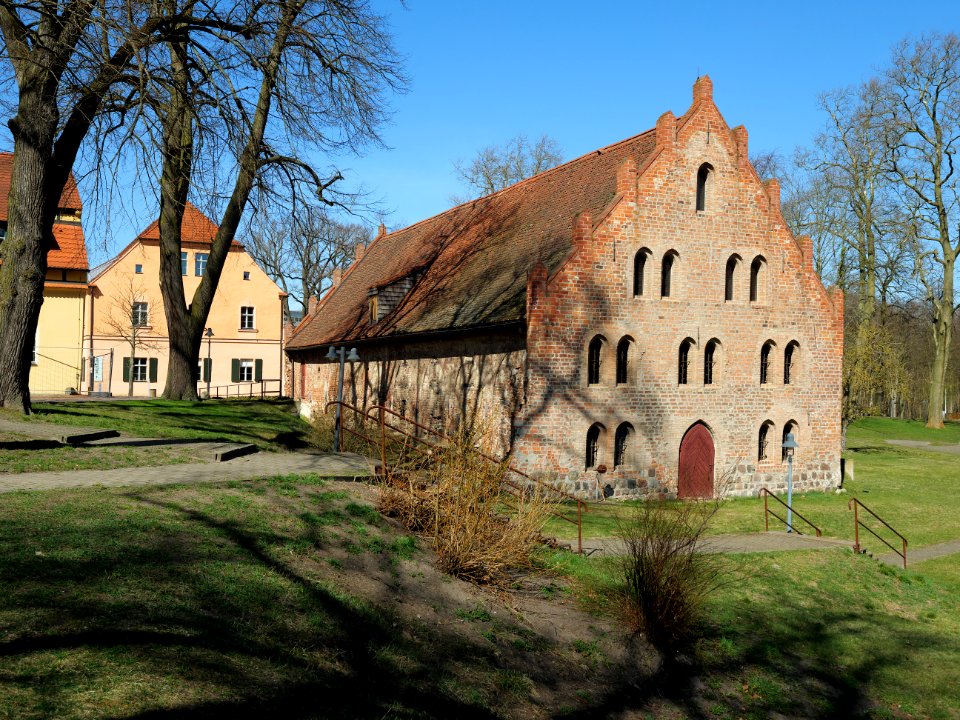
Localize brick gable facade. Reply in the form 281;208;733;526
287;78;843;499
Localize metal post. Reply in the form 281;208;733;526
763;490;769;531
379;405;387;481
786;452;794;533
577;501;583;555
205;329;213;399
334;347;345;452
851;499;860;553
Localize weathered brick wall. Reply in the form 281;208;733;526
514;77;844;499
293;327;526;456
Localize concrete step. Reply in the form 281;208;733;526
212;443;259;462
60;429;120;445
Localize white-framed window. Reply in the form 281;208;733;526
240;306;255;330
180;252;188;275
239;359;254;382
195;252;208;276
132;301;148;327
132;357;148;382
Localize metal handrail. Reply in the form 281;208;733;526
848;498;908;569
202;379;282;399
760;488;822;536
325;400;586;553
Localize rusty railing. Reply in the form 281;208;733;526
848;498;908;569
324;400;587;553
760;487;822;537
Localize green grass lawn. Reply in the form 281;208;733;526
0;432;201;473
23;399;318;452
545;418;960;551
542;547;960;719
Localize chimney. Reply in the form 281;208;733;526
331;268;343;287
377;223;386;238
764;178;781;211
355;242;366;262
693;75;713;104
307;296;318;315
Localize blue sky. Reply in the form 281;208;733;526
335;0;957;231
7;0;953;264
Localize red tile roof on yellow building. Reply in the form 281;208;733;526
287;129;658;350
0;152;88;272
135;201;242;247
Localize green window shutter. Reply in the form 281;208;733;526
203;358;212;382
254;359;263;382
231;359;240;383
122;357;131;383
149;358;158;383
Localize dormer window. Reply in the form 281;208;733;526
696;163;714;212
369;269;423;323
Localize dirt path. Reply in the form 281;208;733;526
582;532;851;556
886;439;960;455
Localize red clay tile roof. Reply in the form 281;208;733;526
0;152;82;219
287;130;657;350
0;152;88;271
49;223;89;271
136;201;219;244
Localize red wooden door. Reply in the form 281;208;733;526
678;423;714;499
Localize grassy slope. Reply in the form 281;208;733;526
26;399;317;452
544;547;960;719
0;433;198;473
547;418;960;549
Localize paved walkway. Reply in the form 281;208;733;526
878;538;960;567
0;451;378;493
582;532;851;556
886;439;960;455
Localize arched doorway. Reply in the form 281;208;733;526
678;422;715;499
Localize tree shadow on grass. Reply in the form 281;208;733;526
0;488;501;719
559;571;954;719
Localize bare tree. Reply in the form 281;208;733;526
103;278;158;397
453;134;562;199
0;1;244;412
147;0;403;400
248;207;371;319
880;33;960;428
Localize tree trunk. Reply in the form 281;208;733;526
926;299;953;429
158;27;201;401
0;76;59;413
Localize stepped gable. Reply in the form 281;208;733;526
289;129;657;350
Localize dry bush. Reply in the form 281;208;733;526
617;490;730;655
378;429;550;585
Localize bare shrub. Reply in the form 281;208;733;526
617;490;730;655
379;428;550;585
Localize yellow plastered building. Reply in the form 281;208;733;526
86;202;286;397
1;152;90;395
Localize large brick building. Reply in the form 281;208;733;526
286;77;844;499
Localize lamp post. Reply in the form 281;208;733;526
782;431;798;533
204;328;214;398
326;345;359;452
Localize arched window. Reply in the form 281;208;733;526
633;249;650;297
679;338;693;385
614;423;634;468
725;254;741;301
784;341;799;384
704;339;719;385
758;421;774;462
616;337;633;385
586;423;604;470
750;256;767;303
587;336;604;385
661;251;678;298
782;420;799;462
696;163;714;212
760;340;775;385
